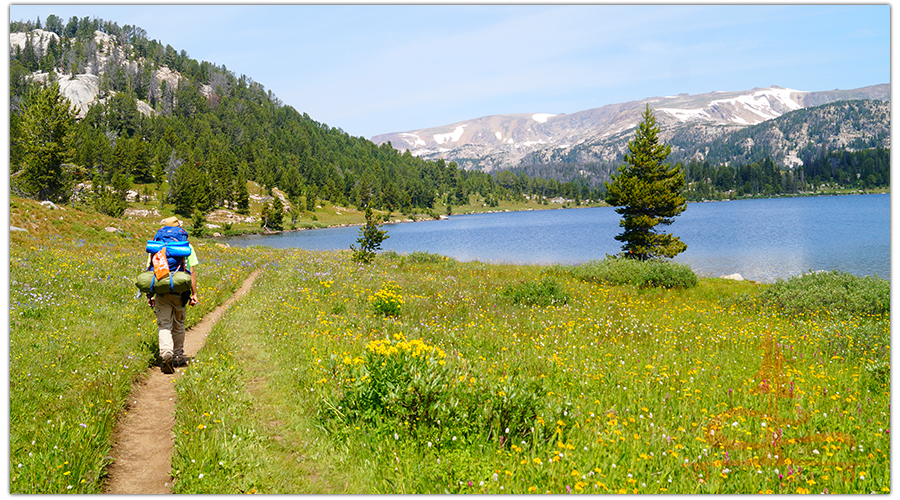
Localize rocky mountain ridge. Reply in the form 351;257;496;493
10;29;211;119
372;84;890;171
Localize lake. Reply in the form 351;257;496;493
223;194;890;283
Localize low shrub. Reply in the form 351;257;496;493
553;256;698;289
501;278;571;306
407;251;450;264
865;360;890;392
756;270;889;317
335;335;451;427
379;250;401;261
325;334;544;443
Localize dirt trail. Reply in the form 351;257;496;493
103;268;263;494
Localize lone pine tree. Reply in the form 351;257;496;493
351;207;389;264
604;104;687;260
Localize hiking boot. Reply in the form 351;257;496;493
173;356;191;367
160;356;174;374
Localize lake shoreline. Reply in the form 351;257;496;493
223;189;889;238
222;194;889;283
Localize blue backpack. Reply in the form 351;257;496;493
149;226;190;273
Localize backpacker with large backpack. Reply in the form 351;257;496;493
135;225;193;295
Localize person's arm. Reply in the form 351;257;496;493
189;269;198;306
187;244;199;306
145;253;155;307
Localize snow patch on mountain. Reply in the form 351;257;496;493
434;125;466;144
658;107;708;121
399;132;425;147
659;86;805;126
532;113;556;123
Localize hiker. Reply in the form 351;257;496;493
145;216;199;374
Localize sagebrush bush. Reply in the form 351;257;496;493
757;270;889;316
501;278;571;306
552;256;698;289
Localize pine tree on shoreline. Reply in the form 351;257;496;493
604;104;687;260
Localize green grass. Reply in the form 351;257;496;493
168;250;889;494
501;277;572;306
9;197;891;494
754;270;890;317
550;255;700;289
8;198;274;493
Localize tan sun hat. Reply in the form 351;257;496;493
160;216;183;227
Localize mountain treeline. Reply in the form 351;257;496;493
10;15;601;216
502;100;890;201
681;148;890;201
668;99;891;168
492;145;889;204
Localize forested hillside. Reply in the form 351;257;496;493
9;15;601;219
680;148;890;201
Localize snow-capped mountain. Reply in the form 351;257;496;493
371;84;889;171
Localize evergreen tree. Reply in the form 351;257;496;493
604;105;687;260
171;162;206;215
189;208;207;238
234;177;250;214
351;207;389;264
287;193;302;228
129;138;152;183
89;173;126;217
14;82;76;202
382;181;400;212
193;168;212;213
269;195;284;230
305;185;318;211
259;202;271;230
153;160;166;190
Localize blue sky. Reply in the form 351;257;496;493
8;4;891;139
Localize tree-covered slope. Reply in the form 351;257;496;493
10;15;602;217
668;99;891;167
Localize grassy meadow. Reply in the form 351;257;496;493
8;198;275;493
8;198;890;494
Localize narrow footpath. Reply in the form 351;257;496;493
102;268;263;494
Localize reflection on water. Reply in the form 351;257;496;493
223;194;889;283
670;194;889;282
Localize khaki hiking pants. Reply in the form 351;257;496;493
155;293;185;360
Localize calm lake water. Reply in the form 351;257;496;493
224;194;890;283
